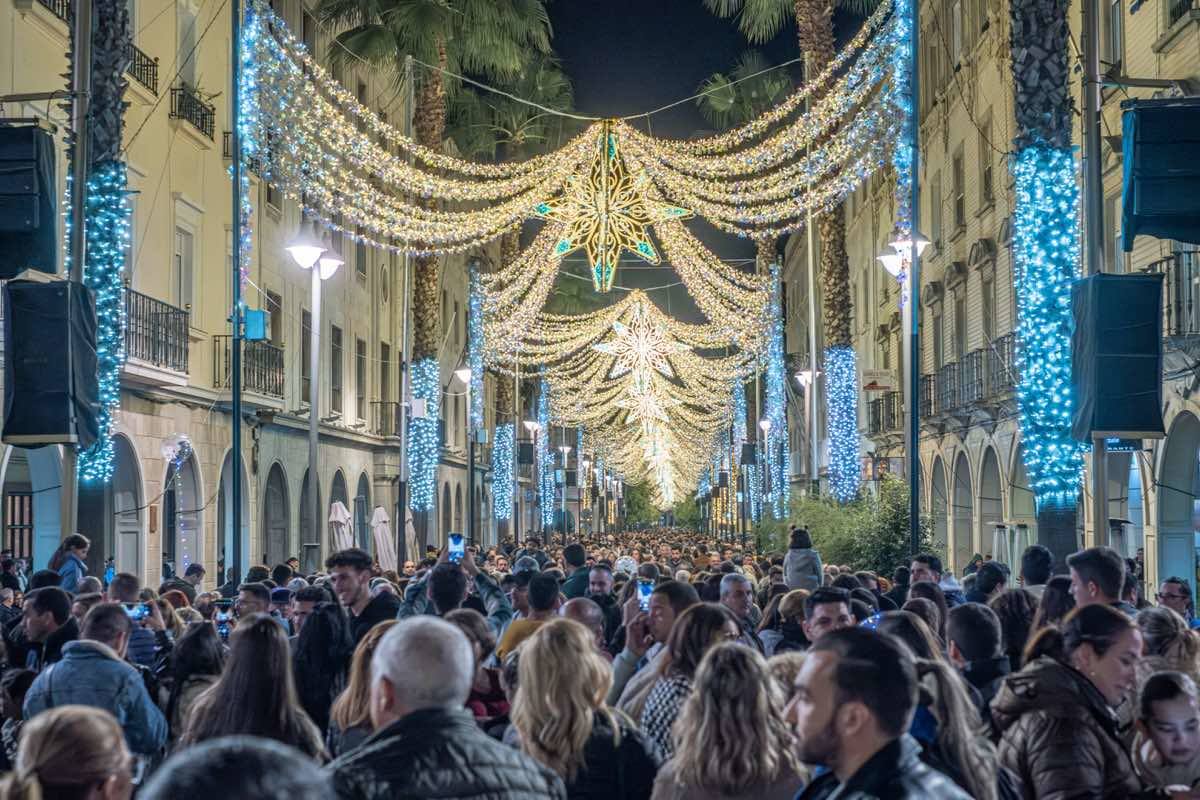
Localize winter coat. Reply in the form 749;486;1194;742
991;655;1145;799
24;639;168;755
327;706;564;800
798;735;971;799
56;553;87;594
349;591;402;644
562;566;591;599
561;710;661;800
962;654;1011;717
650;755;804;800
783;548;823;592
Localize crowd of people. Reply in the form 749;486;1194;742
1;526;1200;799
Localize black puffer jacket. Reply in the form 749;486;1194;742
327;707;565;800
562;710;660;800
798;735;972;799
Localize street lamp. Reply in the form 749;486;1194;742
559;444;572;541
289;226;339;565
522;419;539;535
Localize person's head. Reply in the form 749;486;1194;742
0;668;35;722
370;617;472;729
786;627;917;772
527;572;562;614
1138;671;1200;767
673;644;801;794
236;583;271;617
401;560;416;576
974;562;1007;598
587;565;614;597
141;735;332;800
946;602;1002;667
560;597;605;651
662;602;740;680
648;580;701;644
891;565;911;588
29;569;60;590
803;587;853;642
0;706;132;800
106;572;140;603
874;610;943;661
987;588;1036;665
512;618;614;780
76;576;103;595
172;620;225;683
428;563;469;614
269;564;293;588
22;587;70;643
909;553;942;584
1020;544;1053;587
330;619;397;734
60;533;90;560
789;528;813;550
325;548;374;609
1026;604;1141;706
1136;605;1200;669
1067;546;1125;606
562;543;586;569
719;573;753;620
1158;577;1195;619
183;562;206;587
81;602;134;657
1033;574;1076;630
444;608;496;666
70;591;103;624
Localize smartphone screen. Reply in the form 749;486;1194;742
638;579;653;611
448;533;464;564
124;603;149;622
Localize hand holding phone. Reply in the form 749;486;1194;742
637;578;654;612
448;533;464;564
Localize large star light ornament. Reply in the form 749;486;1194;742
534;123;692;292
592;297;691;381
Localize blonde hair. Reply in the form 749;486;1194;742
0;705;128;800
330;619;398;732
914;658;998;800
673;644;802;795
156;598;184;638
512;618;617;781
767;651;806;692
779;589;809;622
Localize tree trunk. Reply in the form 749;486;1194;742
410;38;449;361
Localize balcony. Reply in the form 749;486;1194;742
958;349;984;406
212;336;284;398
1146;252;1200;337
936;362;959;413
222;131;264;176
371;401;402;437
868;391;903;436
920;374;935;418
125;43;158;94
34;0;69;22
1168;0;1196;26
170;84;215;140
124;288;188;375
985;332;1018;396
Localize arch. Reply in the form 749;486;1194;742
952;451;974;574
1157;411;1200;594
454;484;463;533
354;472;371;552
331;470;349;509
978;447;1004;563
163;448;203;579
930;456;948;557
299;468;323;574
441;482;452;542
76;433;145;581
262;463;290;567
217;449;251;578
0;446;63;569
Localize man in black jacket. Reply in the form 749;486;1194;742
788;627;971;799
327;548;401;643
327;616;564;800
946;602;1010;716
15;587;78;671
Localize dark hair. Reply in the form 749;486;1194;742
902;598;942;638
26;587;70;625
1031;575;1076;631
1066;546;1125;601
810;627;918;737
167;622;226;729
181;614;323;758
184;562;206;578
892;566;911;586
29;569;60;590
875;610;944;661
563;543;586;568
428;563;468;614
805;587;851;619
975;562;1007;596
238;582;271;607
245;566;271;583
907;580;949;639
637;563;661;581
661;603;738;679
445;608;496;661
830;574;862;592
80;602;132;646
989;589;1037;670
270;564;293;586
912;553;943;577
294;586;330;605
527;573;561;612
789;528;813;549
947;602;1002;662
293;602;354;733
1139;671;1199;722
141;735;333;800
0;668;36;706
108;572;140;602
850;587;879;611
651;579;701;615
1025;603;1135;664
324;548;372;572
47;533;89;572
1020;545;1053;586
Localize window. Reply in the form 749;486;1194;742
952;149;966;231
954;294;967;358
355;225;367;279
265;291;283;345
178;4;198;86
979;110;994;205
172;227;194;308
301;310;312;404
331;214;343;258
330;325;343;414
1105;0;1123;66
981;277;995;341
380;342;391;402
1106;194;1124;272
933;311;944;368
356;82;368;132
441;290;449;336
302;12;316;56
881;340;891;370
951;0;963;62
453;300;461;345
930;171;943;246
356;338;367;421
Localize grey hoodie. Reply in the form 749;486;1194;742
784;547;823;592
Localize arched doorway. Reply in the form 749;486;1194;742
217;450;250;576
299;468;323;573
354;473;371;552
1010;444;1038;546
262;463;289;566
952;452;974;573
76;434;143;580
1106;450;1145;558
0;446;62;569
331;470;348;510
979;448;1003;562
930;457;948;558
441;483;451;543
163;450;202;580
1157;412;1200;593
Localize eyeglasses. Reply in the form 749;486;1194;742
1157;593;1189;602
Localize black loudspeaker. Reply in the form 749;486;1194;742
1071;273;1166;440
565;469;577;487
0;126;57;276
718;470;729;488
741;442;757;465
518;442;534;465
1121;99;1200;250
4;280;99;448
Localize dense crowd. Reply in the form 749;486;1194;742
1;526;1199;798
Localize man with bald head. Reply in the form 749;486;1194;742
561;597;609;658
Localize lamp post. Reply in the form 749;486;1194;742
758;417;772;516
454;367;476;548
877;231;930;554
522;419;539;537
288;225;340;566
559;444;572;544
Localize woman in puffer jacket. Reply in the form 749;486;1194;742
991;604;1158;799
782;528;822;592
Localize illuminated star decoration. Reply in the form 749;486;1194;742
592;297;691;382
533;122;693;292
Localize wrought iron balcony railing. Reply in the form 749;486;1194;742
1145;252;1200;337
985;332;1018;396
936;362;959;414
125;288;188;373
213;336;284;398
920;374;935;418
371;401;402;437
170;84;215;140
958;349;984;407
125;42;158;94
34;0;70;23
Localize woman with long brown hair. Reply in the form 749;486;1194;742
0;705;132;800
327;619;396;757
